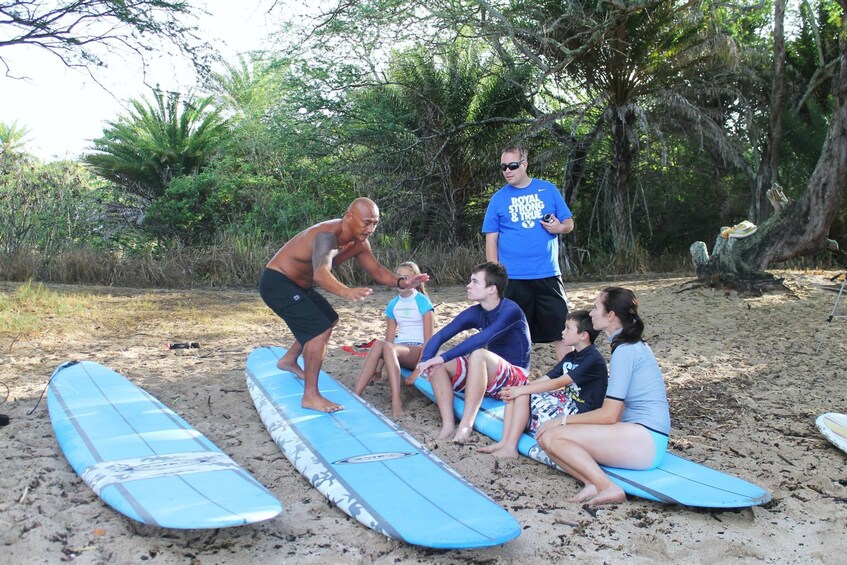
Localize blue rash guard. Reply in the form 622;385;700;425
420;298;531;370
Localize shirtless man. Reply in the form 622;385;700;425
259;198;429;413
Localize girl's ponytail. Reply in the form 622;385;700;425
601;287;644;353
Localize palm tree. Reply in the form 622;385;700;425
207;54;308;173
477;0;746;256
0;120;30;155
84;89;227;200
209;55;285;124
345;43;535;244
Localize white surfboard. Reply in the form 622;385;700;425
817;412;847;454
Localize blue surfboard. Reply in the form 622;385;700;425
246;346;520;549
413;377;771;508
48;361;283;528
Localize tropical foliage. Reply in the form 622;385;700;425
343;44;536;244
84;89;227;201
0;121;30;155
2;1;846;287
0;149;103;258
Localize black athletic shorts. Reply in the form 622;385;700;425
259;268;338;345
504;276;569;343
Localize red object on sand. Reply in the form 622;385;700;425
341;345;368;357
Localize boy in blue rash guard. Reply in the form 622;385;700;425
536;287;670;507
406;262;531;442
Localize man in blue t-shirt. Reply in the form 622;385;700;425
406;262;531;442
483;145;574;360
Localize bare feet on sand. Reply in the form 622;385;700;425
587;484;626;506
438;425;455;440
277;359;305;379
301;394;343;413
569;484;598;503
452;425;473;443
477;442;504;454
477;443;519;458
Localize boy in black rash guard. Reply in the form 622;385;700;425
478;310;608;458
406;262;531;442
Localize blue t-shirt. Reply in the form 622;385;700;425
421;298;531;370
384;290;434;344
544;344;608;414
605;339;671;435
482;178;573;279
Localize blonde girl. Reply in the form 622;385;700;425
354;261;435;417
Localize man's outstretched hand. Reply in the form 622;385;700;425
344;287;374;301
405;273;430;289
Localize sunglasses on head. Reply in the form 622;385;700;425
500;161;523;171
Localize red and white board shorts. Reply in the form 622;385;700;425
450;356;528;396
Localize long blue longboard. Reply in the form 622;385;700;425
246;346;520;549
48;361;283;528
413;377;771;508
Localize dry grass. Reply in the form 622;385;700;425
0;282;269;361
0;234;704;290
0;281;86;338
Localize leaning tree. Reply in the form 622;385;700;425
690;0;847;290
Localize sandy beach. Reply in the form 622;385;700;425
1;272;845;564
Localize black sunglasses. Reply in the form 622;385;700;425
500;161;523;171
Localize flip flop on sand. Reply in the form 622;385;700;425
341;345;368;357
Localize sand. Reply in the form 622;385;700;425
1;272;845;564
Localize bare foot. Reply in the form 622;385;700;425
438;425;455;439
301;395;343;413
491;447;519;459
587;484;626;506
569;484;598;503
277;359;305;379
477;442;504;454
452;425;473;443
391;404;404;419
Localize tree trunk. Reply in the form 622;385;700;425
691;15;847;290
750;0;787;225
610;107;635;253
